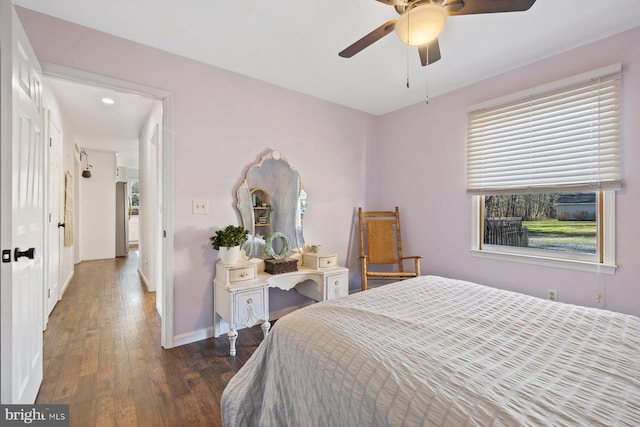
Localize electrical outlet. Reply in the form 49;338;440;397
192;199;209;215
547;289;558;302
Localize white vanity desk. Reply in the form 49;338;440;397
213;255;348;356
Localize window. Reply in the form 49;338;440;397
484;192;597;253
467;65;621;273
129;180;140;215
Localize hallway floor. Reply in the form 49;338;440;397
36;251;263;426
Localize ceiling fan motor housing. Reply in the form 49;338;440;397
394;0;453;15
395;1;449;46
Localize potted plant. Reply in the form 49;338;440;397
210;225;249;265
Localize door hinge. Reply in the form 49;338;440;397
49;213;52;222
49;137;52;147
163;230;167;238
2;249;11;263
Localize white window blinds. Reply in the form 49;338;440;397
467;64;622;195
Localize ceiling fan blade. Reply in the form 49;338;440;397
447;0;536;15
443;1;465;13
418;39;442;67
339;20;397;58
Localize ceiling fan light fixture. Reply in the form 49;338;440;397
395;3;448;47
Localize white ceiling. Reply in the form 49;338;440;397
43;76;157;169
16;0;640;116
16;0;640;119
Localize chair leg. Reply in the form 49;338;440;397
360;259;368;291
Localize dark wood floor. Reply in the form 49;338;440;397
36;250;263;427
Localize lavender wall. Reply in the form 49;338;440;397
17;7;639;346
370;27;640;316
16;8;371;340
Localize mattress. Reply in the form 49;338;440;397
221;275;640;426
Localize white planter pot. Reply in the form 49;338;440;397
219;245;242;265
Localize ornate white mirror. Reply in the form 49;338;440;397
237;151;306;259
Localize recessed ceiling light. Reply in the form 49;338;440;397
101;97;115;105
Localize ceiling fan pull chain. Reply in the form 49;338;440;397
406;46;410;88
425;43;429;104
406;10;411;89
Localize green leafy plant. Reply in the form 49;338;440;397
209;225;249;250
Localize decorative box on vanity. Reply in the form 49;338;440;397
264;258;298;274
302;253;338;269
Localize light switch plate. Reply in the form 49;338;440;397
192;199;208;215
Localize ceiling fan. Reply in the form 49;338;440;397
339;0;537;66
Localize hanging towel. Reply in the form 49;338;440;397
64;170;74;246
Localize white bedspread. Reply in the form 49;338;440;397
221;275;640;426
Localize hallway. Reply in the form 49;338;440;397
36;251;262;426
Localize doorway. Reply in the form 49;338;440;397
42;64;174;349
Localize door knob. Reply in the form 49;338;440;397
14;247;35;261
57;222;65;228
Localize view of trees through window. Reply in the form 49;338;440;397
483;192;597;254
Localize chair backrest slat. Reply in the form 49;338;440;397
366;219;397;264
359;207;403;267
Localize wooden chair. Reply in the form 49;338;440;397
358;207;423;291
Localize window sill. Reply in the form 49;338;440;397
470;249;617;275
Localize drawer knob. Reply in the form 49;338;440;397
240;272;247;277
246;298;253;304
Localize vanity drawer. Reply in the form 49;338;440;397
303;253;338;269
216;262;257;283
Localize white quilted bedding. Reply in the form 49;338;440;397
221;275;640;426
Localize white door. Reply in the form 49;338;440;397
0;2;45;403
46;119;62;318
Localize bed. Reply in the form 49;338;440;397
221;275;640;426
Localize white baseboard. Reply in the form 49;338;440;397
61;269;74;297
214;315;229;338
173;326;215;347
138;267;151;291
